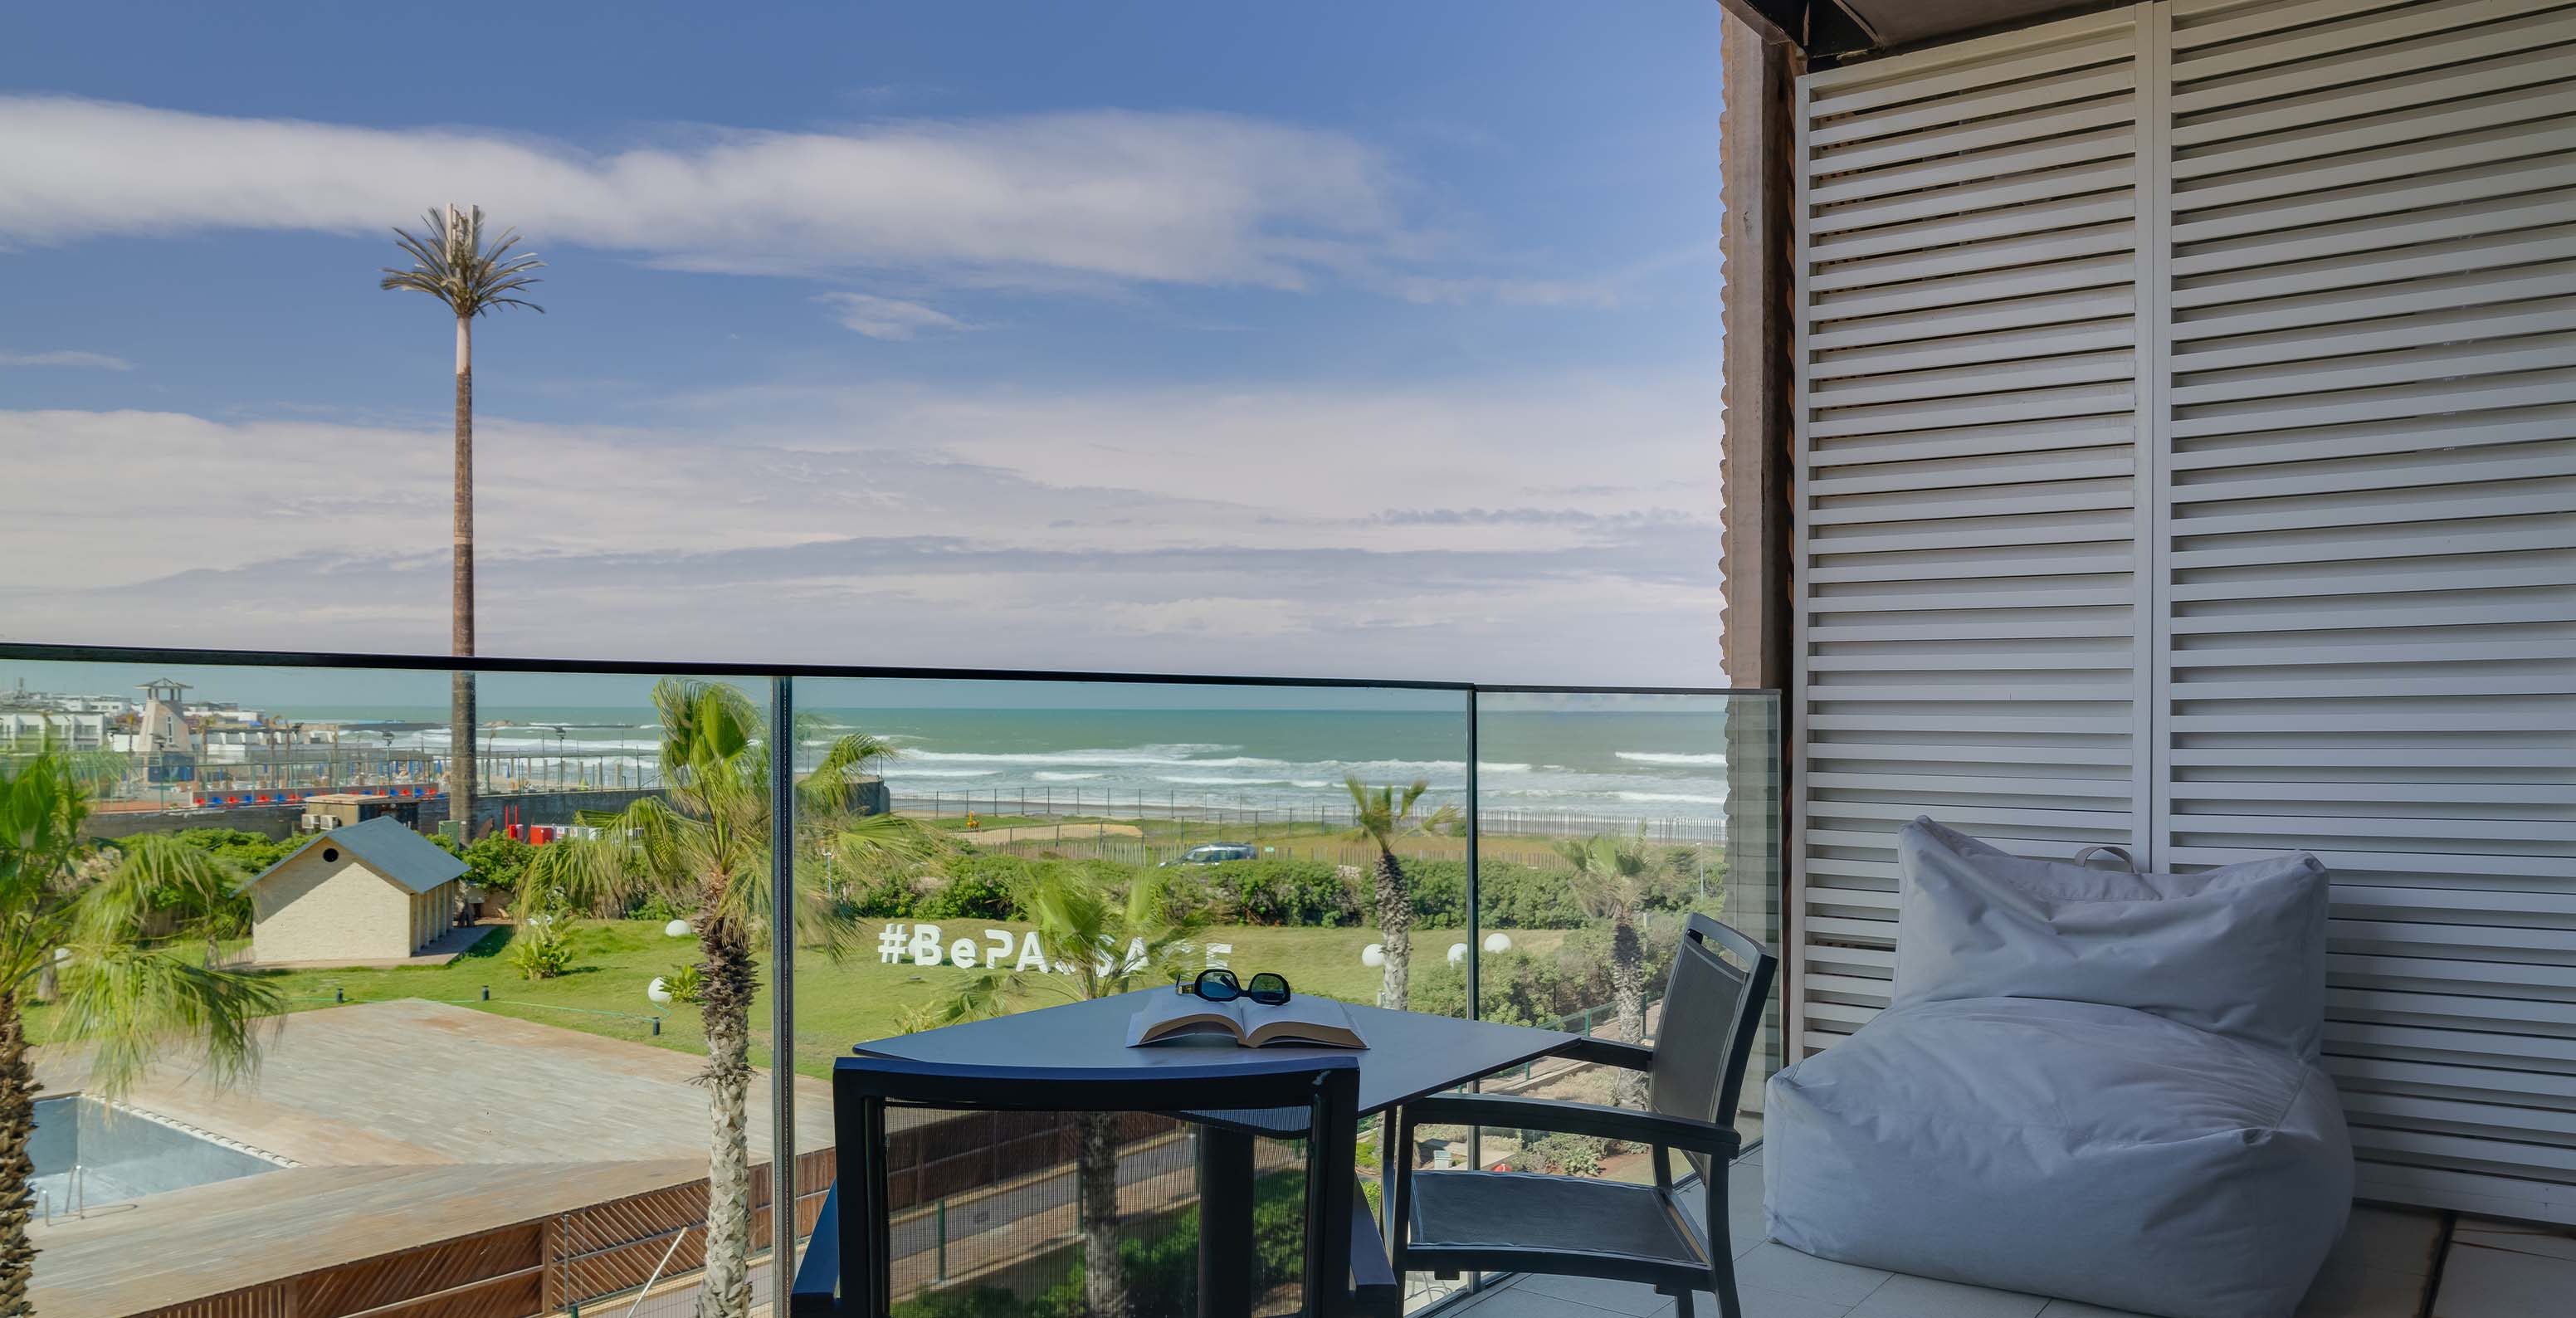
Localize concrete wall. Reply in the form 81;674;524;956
248;847;416;964
84;782;890;846
422;788;664;838
80;787;679;844
85;804;301;842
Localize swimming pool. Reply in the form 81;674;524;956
30;1095;287;1213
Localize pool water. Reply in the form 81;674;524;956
30;1096;284;1210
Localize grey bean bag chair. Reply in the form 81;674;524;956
1764;818;2352;1318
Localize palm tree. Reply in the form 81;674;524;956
0;748;278;1307
907;865;1203;1318
1342;777;1459;1013
520;681;934;1318
1554;831;1664;1110
380;205;544;843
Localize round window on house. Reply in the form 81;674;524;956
322;847;339;862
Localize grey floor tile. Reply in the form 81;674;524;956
2321;1206;2445;1278
2449;1215;2576;1266
2295;1262;2423;1318
1666;1285;1850;1318
1733;1242;1893;1307
2433;1237;2576;1318
1672;1161;1768;1260
1844;1273;2047;1318
2034;1301;2155;1318
1513;1272;1670;1316
1447;1282;1626;1318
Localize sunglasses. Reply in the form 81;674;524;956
1178;968;1292;1006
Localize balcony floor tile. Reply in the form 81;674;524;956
1844;1273;2047;1318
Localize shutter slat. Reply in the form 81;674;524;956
1795;2;2576;1223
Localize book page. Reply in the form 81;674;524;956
1127;993;1247;1046
1242;998;1366;1049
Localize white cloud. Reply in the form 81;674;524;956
0;349;133;369
0;373;1725;683
0;95;1408;291
817;292;970;340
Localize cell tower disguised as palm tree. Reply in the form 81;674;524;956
380;205;544;841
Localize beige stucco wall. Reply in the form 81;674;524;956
249;846;451;964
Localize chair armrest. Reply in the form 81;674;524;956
1403;1093;1740;1158
790;1183;839;1318
1346;1181;1400;1318
1558;1037;1656;1071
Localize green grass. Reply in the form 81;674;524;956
27;918;1570;1081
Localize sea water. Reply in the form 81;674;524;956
266;692;1746;832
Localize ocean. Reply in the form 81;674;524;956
263;700;1748;832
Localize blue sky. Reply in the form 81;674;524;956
0;1;1730;685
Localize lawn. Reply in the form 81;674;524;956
25;918;1570;1080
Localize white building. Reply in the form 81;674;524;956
0;710;110;749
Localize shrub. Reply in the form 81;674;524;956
627;891;693;923
917;857;1023;920
506;912;578;980
1405;860;1590;929
1529;1131;1608;1177
169;827;300;874
461;833;535;895
659;962;703;1005
1188;859;1361;926
846;870;920;917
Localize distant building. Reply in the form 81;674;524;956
240;816;469;964
301;792;427;832
0;710;110;749
135;679;197;754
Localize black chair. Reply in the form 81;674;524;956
793;1051;1398;1318
1385;914;1778;1318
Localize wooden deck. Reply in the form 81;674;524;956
30;999;834;1318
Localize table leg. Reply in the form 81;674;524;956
1378;1106;1403;1257
1198;1126;1256;1318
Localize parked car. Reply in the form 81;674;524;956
1164;842;1258;866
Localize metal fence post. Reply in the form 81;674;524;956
768;676;798;1309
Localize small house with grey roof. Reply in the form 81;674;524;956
241;816;471;965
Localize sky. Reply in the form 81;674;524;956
0;1;1731;688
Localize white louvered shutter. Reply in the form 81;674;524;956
1792;0;2576;1225
2156;0;2576;1226
1792;7;2157;1055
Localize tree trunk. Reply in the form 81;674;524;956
694;912;756;1318
1608;914;1648;1110
449;310;478;842
1374;849;1411;1011
1076;1111;1129;1318
0;994;37;1316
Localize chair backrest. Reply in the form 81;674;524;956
825;1052;1363;1318
1644;914;1779;1182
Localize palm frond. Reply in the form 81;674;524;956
378;204;547;317
55;945;279;1098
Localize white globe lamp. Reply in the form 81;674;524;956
1447;943;1467;964
646;977;675;1007
1484;932;1512;954
1360;943;1386;968
664;918;692;939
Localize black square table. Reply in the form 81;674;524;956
851;988;1579;1318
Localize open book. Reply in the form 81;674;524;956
1127;993;1368;1049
